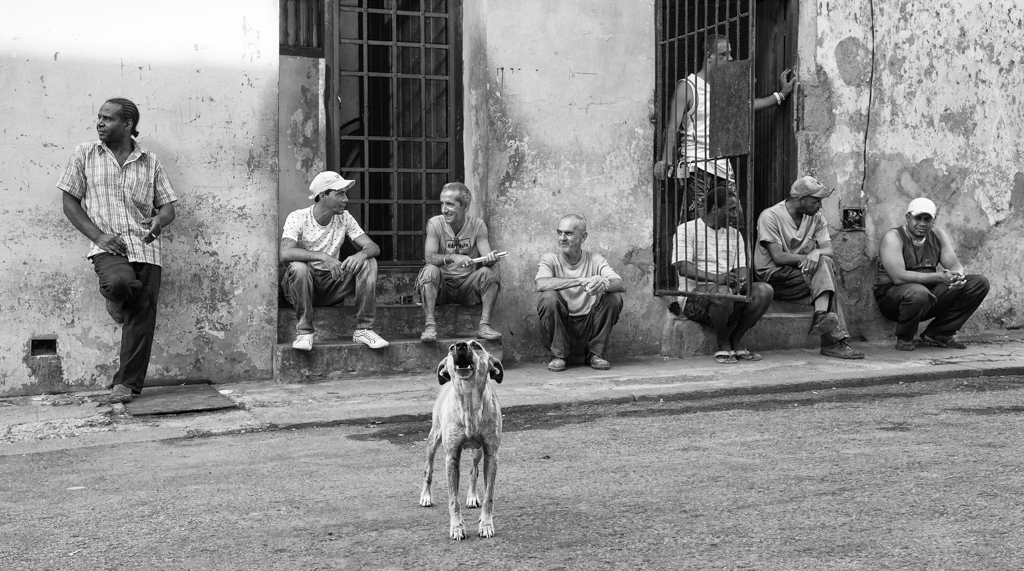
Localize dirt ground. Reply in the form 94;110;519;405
2;377;1023;570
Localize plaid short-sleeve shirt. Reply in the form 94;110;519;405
57;141;178;266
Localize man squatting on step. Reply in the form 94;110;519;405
754;176;864;360
874;197;989;351
416;182;503;343
536;214;625;372
279;171;389;352
60;97;178;404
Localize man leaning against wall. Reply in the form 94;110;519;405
59;98;178;404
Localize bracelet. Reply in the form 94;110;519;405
773;92;783;106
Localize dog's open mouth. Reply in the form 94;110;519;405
453;348;475;376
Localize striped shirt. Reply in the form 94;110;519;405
57;141;178;266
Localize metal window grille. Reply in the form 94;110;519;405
328;0;464;267
654;0;756;303
281;0;325;57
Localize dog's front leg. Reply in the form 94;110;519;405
445;450;466;540
478;448;498;538
465;447;483;508
420;429;442;507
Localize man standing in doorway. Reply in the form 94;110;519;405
654;32;796;218
59;98;178;404
280;171;389;352
417;182;503;343
536;215;626;372
754;176;864;360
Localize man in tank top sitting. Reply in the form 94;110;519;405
874;197;990;351
417;182;503;343
535;214;626;372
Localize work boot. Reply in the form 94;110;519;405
586;353;611;370
547;357;566;372
808;310;839;336
895;337;916;351
420;324;437;343
820;339;865;359
108;384;134;404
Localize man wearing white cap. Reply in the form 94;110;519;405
279;171;389;351
874;197;989;351
754;175;864;359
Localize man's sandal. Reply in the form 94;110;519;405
714;350;738;364
733;349;762;362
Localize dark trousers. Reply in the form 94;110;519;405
537;291;623;359
92;254;162;394
874;275;990;339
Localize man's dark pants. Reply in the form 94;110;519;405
537;290;623;359
92;253;162;394
874;275;989;339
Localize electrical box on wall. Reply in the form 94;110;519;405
842;208;865;232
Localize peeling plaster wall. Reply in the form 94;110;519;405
0;1;279;396
278;56;326;227
800;0;1024;334
466;0;660;362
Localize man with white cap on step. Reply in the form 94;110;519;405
874;197;989;351
279;171;389;351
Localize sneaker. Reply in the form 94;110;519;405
920;331;967;349
106;299;126;324
477;324;503;341
895;338;916;351
420;324;437;343
808;311;840;336
587;354;611;370
108;384;134;404
547;357;566;372
353;329;389;349
820;339;865;359
292;333;313;351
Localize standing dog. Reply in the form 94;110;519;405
419;340;504;540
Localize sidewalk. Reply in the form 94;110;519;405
3;330;1024;455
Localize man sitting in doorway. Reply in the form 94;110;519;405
417;182;503;343
874;197;989;351
672;186;773;364
279;171;389;351
754;175;864;359
536;214;626;372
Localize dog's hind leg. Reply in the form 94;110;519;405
445;450;466;540
477;447;498;538
465;447;483;508
419;428;442;507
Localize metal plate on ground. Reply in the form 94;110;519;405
124;384;236;416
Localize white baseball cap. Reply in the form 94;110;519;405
308;171;355;200
907;197;937;217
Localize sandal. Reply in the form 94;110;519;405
733;349;762;362
714;350;738;364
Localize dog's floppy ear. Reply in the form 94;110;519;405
488;357;504;384
436;357;452;385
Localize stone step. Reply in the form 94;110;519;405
660;300;817;358
273;337;503;383
277;303;483;344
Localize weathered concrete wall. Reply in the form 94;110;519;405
278;56;326;228
800;0;1024;335
466;0;661;363
0;1;280;396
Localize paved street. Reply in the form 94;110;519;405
3;376;1023;570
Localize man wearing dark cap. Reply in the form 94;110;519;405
874;197;989;351
60;97;178;403
279;170;389;352
754;176;864;359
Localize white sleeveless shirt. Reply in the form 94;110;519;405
678;73;734;182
